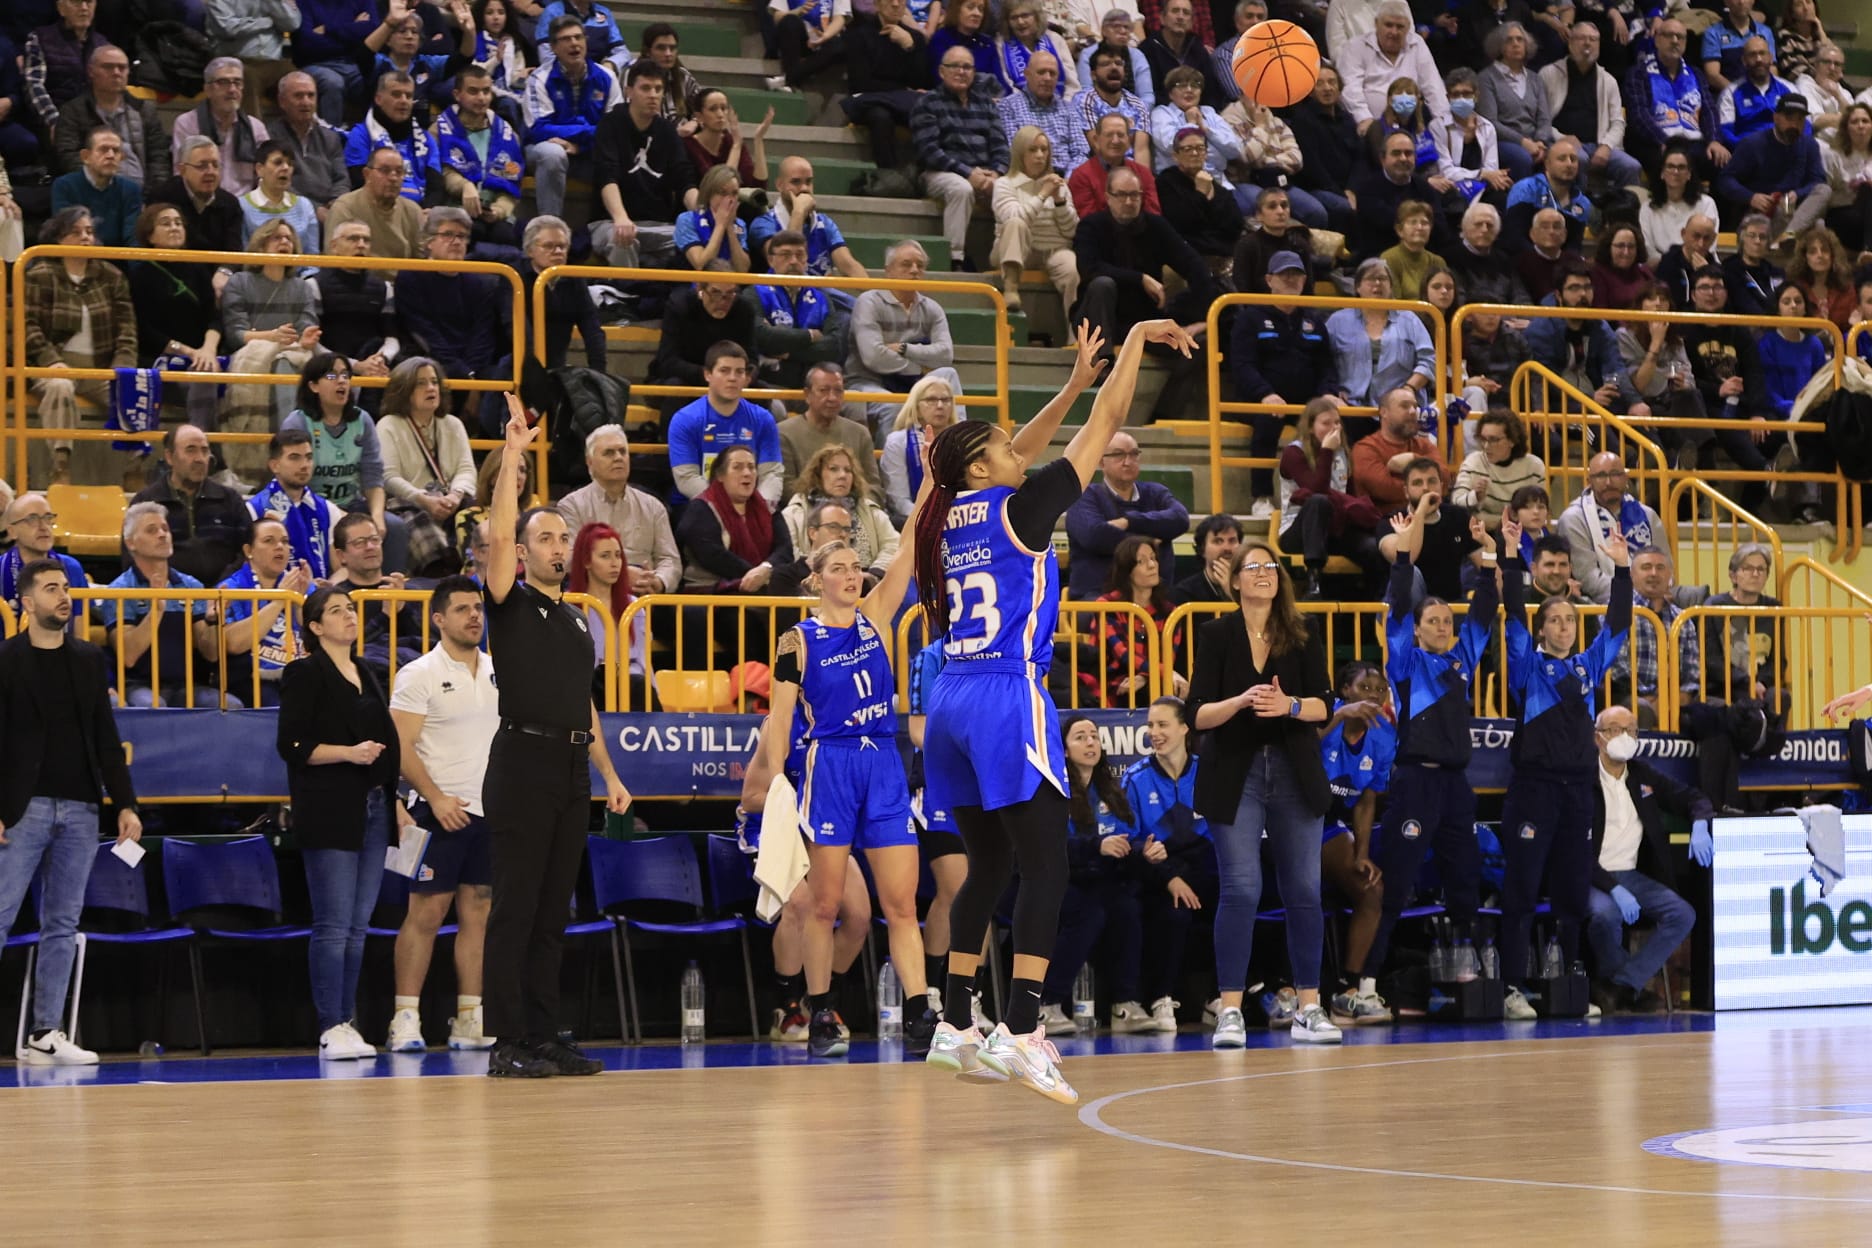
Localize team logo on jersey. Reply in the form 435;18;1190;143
1148;792;1161;805
819;822;835;837
441;680;454;692
1519;822;1538;840
1402;819;1422;840
1359;756;1374;771
1640;784;1654;798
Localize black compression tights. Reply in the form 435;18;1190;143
946;787;1071;964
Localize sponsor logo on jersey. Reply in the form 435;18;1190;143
1519;822;1538;839
1402;819;1422;840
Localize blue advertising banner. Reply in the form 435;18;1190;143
114;710;1861;801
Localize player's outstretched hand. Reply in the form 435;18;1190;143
1135;319;1196;356
503;393;538;453
1068;320;1108;389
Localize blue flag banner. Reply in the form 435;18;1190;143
109;366;162;453
114;711;1860;802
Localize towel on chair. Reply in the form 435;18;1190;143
753;773;808;922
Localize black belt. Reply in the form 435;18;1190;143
501;719;592;746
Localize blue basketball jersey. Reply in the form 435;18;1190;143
795;616;896;740
939;485;1058;673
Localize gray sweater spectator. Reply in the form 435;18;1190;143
556;425;684;596
271;71;351;208
843;240;963;434
1476;24;1556;182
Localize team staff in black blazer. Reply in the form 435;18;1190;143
1186;541;1336;1048
277;585;409;1061
0;559;140;1066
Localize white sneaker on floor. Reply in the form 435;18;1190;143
18;1028;99;1066
985;1023;1077;1105
763;74;793;92
1110;1000;1155;1033
1264;986;1299;1028
1585;1002;1603;1019
386;1007;425;1053
339;1021;377;1059
1250;497;1274;520
1330;989;1392;1026
1038;1002;1078;1034
1202;997;1222;1024
1504;987;1538;1021
320;1023;364;1060
1211;1006;1247;1049
448;1007;496;1051
1290;1004;1343;1044
1148;996;1180;1033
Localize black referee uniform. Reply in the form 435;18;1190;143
482;577;600;1068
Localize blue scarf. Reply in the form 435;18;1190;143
1000;34;1057;92
904;427;926;499
1615;494;1654;549
435;105;524;200
358;108;436;201
755;283;829;333
1639;52;1703;140
251;479;337;580
220;562;297;673
110;367;162;455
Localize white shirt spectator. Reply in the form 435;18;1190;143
1339;29;1449;128
1598;761;1645;871
389;643;500;815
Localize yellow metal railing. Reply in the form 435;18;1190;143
1465;303;1856;560
347;586;612;706
1779;556;1872;610
73;586;221;708
1664;480;1783;600
1059;600;1165;709
1671;605;1871;731
531;265;1011;429
615;592;813;712
213;587;304;709
1507;361;1670;519
1203;293;1449;515
8;246;535;492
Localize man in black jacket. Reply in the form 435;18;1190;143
1586;705;1710;1014
649;266;762;416
148;137;245;255
1349;130;1451;259
1228;250;1337;509
0;558;141;1066
590;60;698;270
1073;166;1214;424
130;424;252;586
1683;268;1776;512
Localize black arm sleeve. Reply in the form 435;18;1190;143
1005;458;1085;552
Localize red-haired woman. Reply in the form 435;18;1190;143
568;522;651;711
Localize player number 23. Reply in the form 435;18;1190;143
945;572;1000;654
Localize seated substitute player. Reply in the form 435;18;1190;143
1321;662;1393;1026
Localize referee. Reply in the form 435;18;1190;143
482;396;633;1078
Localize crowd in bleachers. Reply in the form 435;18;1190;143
1;0;1872;1057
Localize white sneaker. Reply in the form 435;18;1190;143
926;1021;1006;1080
1202;997;1222;1024
386;1007;426;1053
1330;989;1392;1026
448;1007;496;1051
320;1023;363;1060
985;1023;1077;1105
339;1021;377;1059
1250;497;1274;519
17;1028;99;1066
970;991;990;1033
1264;985;1299;1028
1504;987;1538;1021
1110;1000;1155;1033
1038;1002;1078;1034
763;74;794;92
1290;1003;1343;1044
926;987;943;1017
1585;1002;1603;1019
1148;996;1180;1033
1211;1006;1247;1049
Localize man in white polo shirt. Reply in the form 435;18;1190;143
385;574;502;1052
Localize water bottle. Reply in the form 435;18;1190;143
877;962;903;1039
680;961;706;1044
1429;921;1451;981
1541;935;1563;980
1453;936;1478;983
1073;965;1097;1033
1480;938;1501;981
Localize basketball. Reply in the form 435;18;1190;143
1231;19;1320;109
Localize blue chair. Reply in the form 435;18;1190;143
67;842;207;1054
161;835;312;1054
589;835;759;1042
703;834;761;918
5;892;42;1058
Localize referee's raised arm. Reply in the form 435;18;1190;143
485;395;538;605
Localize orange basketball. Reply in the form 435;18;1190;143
1231;19;1320;109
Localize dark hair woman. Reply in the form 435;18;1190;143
1187;541;1335;1047
280;352;410;573
277;586;410;1060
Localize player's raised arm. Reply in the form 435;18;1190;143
1009;321;1107;464
1059;320;1195;488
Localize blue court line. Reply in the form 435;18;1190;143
0;1012;1714;1090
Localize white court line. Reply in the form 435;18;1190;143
1077;1045;1872;1204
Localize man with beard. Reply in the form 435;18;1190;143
1072;166;1213;424
478;397;633;1078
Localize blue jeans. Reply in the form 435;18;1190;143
0;798;100;1032
1587;870;1696;992
303;789;391;1033
1500;139;1537;183
1213;746;1325;992
1577;142;1643;188
303;59;364;126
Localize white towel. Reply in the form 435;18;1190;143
753;774;809;923
1799;804;1846;898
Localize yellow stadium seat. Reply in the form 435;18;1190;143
654;669;734;713
47;484;128;557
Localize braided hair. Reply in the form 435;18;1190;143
911;420;1000;637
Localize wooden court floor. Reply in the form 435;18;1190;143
8;1018;1872;1247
